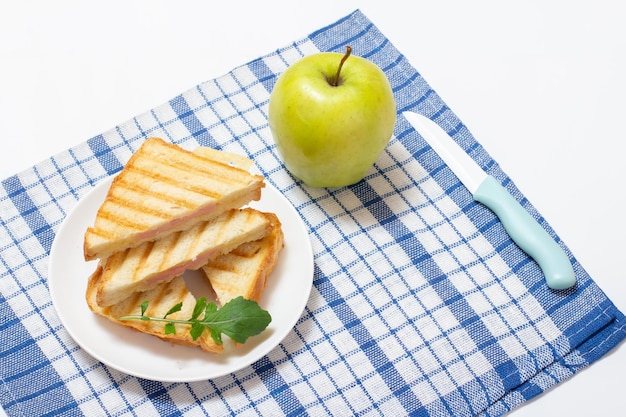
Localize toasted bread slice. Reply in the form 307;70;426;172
86;265;223;354
201;213;283;306
83;138;265;261
96;208;273;307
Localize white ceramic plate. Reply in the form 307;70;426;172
49;177;314;382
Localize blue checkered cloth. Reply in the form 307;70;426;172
1;9;624;417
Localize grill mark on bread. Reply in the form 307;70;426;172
99;274;191;333
150;282;181;313
86;209;151;239
114;175;200;210
136;139;255;187
101;288;143;317
207;258;240;274
214;210;236;248
208;244;261;274
122;164;224;200
159;231;183;273
90;195;171;237
188;220;211;261
107;193;175;217
232;243;262;258
140;140;254;185
134;241;155;283
162;153;252;186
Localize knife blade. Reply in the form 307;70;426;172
403;111;575;290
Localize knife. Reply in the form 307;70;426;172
403;111;575;290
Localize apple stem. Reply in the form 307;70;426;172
332;46;352;87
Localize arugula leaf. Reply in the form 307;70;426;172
205;301;218;315
188;322;203;341
164;302;183;319
202;296;272;344
164;322;176;335
191;297;207;321
119;296;271;346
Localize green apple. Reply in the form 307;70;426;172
268;46;396;188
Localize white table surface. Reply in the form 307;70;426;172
1;1;624;416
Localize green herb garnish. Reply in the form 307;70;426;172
119;296;271;345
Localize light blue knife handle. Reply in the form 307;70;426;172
474;176;576;290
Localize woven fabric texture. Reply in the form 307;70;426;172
1;9;624;417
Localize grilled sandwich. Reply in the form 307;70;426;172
83;138;282;352
86;265;224;354
96;207;274;307
201;212;283;306
83;137;265;261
